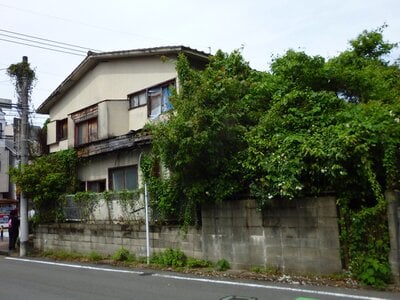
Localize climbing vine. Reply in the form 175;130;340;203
143;27;400;287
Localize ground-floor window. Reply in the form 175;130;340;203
109;165;138;191
87;180;106;192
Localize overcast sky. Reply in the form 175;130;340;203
0;0;399;126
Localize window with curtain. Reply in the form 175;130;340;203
109;165;138;191
128;79;175;119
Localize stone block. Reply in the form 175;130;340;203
263;217;281;227
299;238;319;248
246;211;263;227
263;227;281;238
281;227;299;239
299;227;318;239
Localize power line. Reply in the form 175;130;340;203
0;32;87;55
0;28;103;57
0;3;211;53
0;37;86;56
0;29;101;52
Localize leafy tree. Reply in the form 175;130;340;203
143;50;256;224
326;25;400;103
9;149;78;222
244;26;400;287
144;26;399;286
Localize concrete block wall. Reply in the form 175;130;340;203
35;223;202;259
34;196;342;274
202;197;342;274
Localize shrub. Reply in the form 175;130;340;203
216;259;230;271
352;256;391;289
88;251;103;262
187;257;213;269
151;248;187;268
112;247;134;262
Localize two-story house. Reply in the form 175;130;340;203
36;46;209;217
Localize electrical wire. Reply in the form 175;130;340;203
0;28;103;56
0;33;86;55
0;37;86;57
0;29;100;52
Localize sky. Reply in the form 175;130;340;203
0;0;399;126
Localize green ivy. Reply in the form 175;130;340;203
9;149;79;223
73;191;99;222
116;189;141;223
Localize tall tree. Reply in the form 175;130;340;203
143;50;256;224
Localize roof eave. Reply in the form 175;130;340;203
36;46;209;114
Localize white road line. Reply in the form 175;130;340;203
5;257;143;274
5;257;390;300
152;274;389;300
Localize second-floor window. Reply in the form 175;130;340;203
128;80;175;119
56;119;68;141
72;105;98;146
76;118;98;145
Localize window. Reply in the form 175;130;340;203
56;119;68;141
87;180;106;192
129;91;147;108
75;118;98;145
71;105;98;146
109;165;138;191
128;80;175;119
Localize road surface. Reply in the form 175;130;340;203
0;256;397;300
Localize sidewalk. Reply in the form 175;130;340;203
0;236;10;255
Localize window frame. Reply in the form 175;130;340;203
75;117;98;146
56;118;68;141
108;165;138;191
86;179;106;193
128;79;175;117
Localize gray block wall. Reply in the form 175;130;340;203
34;196;342;274
201;197;342;274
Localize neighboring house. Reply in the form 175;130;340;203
36;46;209;218
0;108;17;201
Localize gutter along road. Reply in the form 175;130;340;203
0;257;398;300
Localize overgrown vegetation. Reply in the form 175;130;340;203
7;57;36;98
65;189;142;223
9;149;78;223
112;247;135;262
13;25;400;288
143;25;400;287
215;259;231;271
40;247;223;272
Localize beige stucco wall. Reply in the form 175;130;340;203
102;100;129;138
77;149;141;188
47;56;178;151
128;106;148;131
0;148;9;193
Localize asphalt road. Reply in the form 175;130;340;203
0;256;398;300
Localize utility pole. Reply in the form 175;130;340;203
6;56;35;257
19;56;29;257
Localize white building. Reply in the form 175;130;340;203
36;46;209;220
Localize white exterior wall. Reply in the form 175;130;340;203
47;56;177;152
